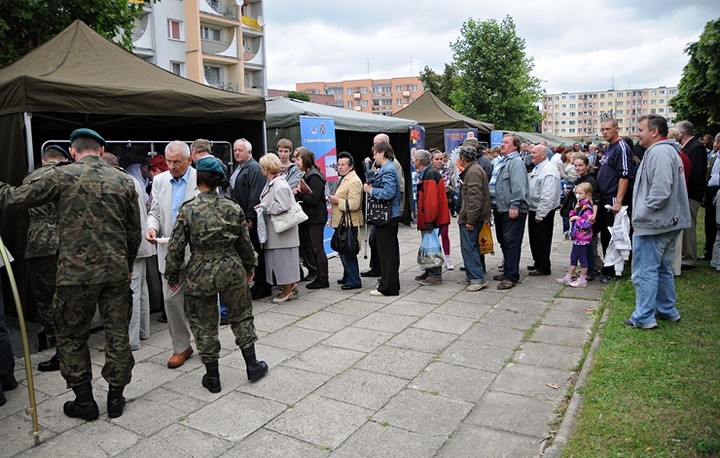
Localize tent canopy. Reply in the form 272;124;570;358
505;131;572;147
392;90;494;149
0;20;265;119
266;97;416;132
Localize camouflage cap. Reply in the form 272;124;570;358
196;157;226;178
70;128;106;146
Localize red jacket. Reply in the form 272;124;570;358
417;166;451;230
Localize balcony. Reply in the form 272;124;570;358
201;38;233;55
206;80;240;93
243;87;264;96
203;0;240;20
241;16;263;32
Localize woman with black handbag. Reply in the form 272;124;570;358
329;152;364;290
363;141;402;296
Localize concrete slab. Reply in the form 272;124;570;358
315;368;407;410
15;420;139;457
409;361;495;403
531;324;591;347
466;391;558;438
379;299;439;317
331;421;445;458
164;365;247;403
266;394;372;450
542;307;596;329
489;363;572;403
111;387;206;437
294;311;360;333
412;313;476;335
258;326;332;352
481;308;545;331
354;345;434;380
352;311;418;333
459;322;525;350
237;365;329;405
323;298;387;317
253;311;299;333
372;388;473;437
440;339;514;373
223;428;328;457
436;423;541;457
283;344;366;376
183;391;285;442
323;327;393;353
433;300;493;320
516;341;584;371
386;327;458;354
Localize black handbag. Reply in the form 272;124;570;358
331;201;360;256
366;196;392;226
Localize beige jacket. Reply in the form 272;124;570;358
330;170;363;227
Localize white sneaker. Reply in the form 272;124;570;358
369;289;384;296
445;257;455;270
466;281;489;292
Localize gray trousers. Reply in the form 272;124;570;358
161;273;192;354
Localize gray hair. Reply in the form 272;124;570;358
676;120;693;136
234;138;253;152
459;146;477;161
414;149;432;166
373;133;390;144
166;140;190;158
715;133;720;142
534;145;549;157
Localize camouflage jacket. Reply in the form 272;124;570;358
165;192;255;295
23;164;60;259
0;155;141;286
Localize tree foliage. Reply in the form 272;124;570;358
670;18;720;135
287;91;311;101
0;0;148;68
419;64;456;106
448;16;543;131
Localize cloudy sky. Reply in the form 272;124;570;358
263;0;717;94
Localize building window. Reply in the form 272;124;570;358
168;19;183;40
659;108;665;113
659;99;665;104
362;100;368;107
361;87;368;94
412;84;418;91
200;26;221;41
395;85;401;92
569;120;575;125
561;104;567;108
600;94;605;99
569;104;576;108
347;101;353;107
170;62;183;76
204;66;221;85
335;101;343;107
396;99;402;105
347;88;353;95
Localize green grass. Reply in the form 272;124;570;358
563;209;720;457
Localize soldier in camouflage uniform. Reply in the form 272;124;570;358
23;145;71;372
0;128;140;421
165;157;267;393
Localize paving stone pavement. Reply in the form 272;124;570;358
1;219;605;457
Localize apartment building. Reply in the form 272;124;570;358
130;0;267;96
296;77;424;116
541;86;678;139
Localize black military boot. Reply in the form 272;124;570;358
63;381;99;421
38;353;60;372
202;361;221;393
241;345;268;382
107;385;126;418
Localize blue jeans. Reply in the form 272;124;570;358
630;230;681;327
458;224;486;283
494;211;527;283
339;228;361;287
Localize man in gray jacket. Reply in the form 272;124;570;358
490;134;530;290
626;114;691;329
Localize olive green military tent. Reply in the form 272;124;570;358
392;90;494;149
0;20;265;321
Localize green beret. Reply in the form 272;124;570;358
43;144;72;161
196;157;226;178
70;128;106;146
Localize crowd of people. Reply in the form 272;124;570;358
0;114;717;415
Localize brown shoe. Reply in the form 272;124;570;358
496;280;516;290
167;347;193;368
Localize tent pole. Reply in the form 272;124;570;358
23;112;35;173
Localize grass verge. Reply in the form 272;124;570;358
563;211;720;457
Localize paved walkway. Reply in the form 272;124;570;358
1;220;604;457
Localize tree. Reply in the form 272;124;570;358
0;0;148;68
449;16;543;131
287;91;311;101
419;64;457;107
670;18;720;135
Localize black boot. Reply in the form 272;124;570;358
107;385;126;418
201;361;221;393
63;381;99;421
241;345;268;382
0;340;18;391
38;353;60;372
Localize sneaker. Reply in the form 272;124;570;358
555;274;572;285
369;289;385;296
457;278;471;286
624;318;657;329
569;277;587;287
419;277;442;286
415;271;429;281
655;313;681;322
466;281;489;292
445;257;455;270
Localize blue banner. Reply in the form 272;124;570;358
490;130;505;148
299;116;337;256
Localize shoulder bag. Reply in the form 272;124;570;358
331;200;360;256
269;201;308;233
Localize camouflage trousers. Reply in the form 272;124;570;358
185;282;257;364
26;256;58;343
54;280;134;388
